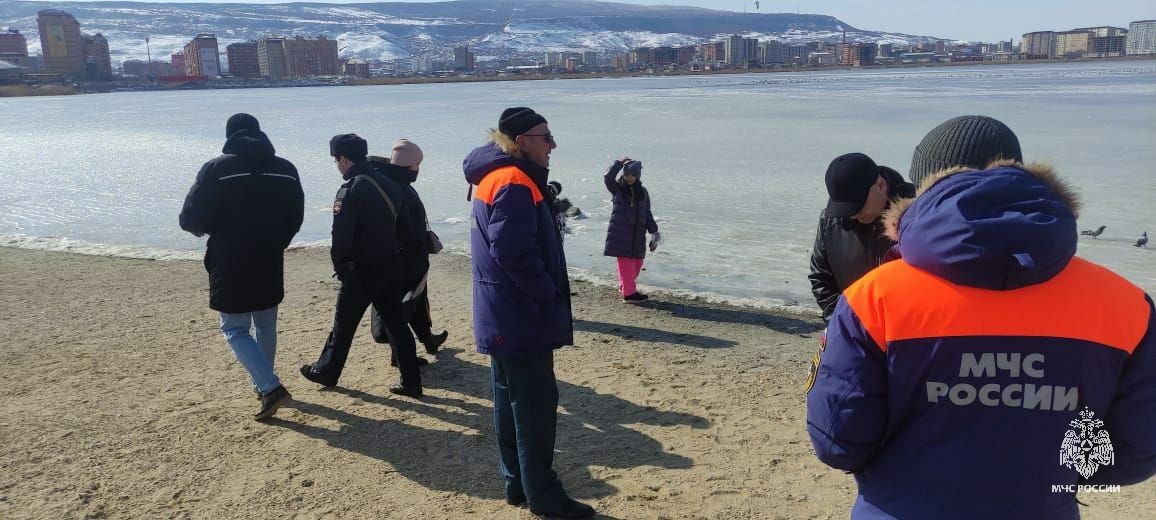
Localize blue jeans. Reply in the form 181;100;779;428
220;306;281;395
491;351;568;509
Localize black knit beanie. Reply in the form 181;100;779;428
225;113;260;137
908;115;1022;186
498;107;547;138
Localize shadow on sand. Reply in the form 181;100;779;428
573;318;739;349
271;347;708;511
636;299;824;335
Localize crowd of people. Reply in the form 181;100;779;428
178;109;1154;519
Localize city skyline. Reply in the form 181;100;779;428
46;0;1154;43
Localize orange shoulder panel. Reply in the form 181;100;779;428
473;166;543;206
843;257;1150;354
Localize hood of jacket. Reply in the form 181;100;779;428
222;128;275;159
882;161;1081;291
463;131;550;183
370;156;418;185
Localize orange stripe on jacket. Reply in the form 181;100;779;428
843;257;1150;354
473;166;544;206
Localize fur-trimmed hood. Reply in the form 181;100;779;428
881;160;1081;290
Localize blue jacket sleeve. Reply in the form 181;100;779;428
178;160;220;236
1086;296;1156;485
806;296;888;473
487;183;557;301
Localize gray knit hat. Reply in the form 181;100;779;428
908;115;1023;186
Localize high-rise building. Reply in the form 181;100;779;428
82;33;112;80
0;29;28;56
582;51;598;66
282;36;339;77
1054;30;1092;58
183;34;220;77
453;45;475;71
1127;20;1156;55
38;10;85;75
1021;31;1056;58
841;43;877;66
1074;26;1127;38
700;41;725;63
412;55;433;74
760;40;789;65
630;47;653;66
226;41;260;77
170;52;186;75
876;42;893;58
257;38;287;79
1088;36;1127;57
724;35;758;67
344;59;370;77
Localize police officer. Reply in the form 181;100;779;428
300;134;423;398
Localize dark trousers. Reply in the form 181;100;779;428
313;260;421;389
370;289;433;344
491;350;567;509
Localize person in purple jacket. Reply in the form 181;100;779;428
462;107;595;519
603;157;660;303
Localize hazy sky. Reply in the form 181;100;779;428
52;1;1154;42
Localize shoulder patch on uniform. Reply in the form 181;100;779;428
334;187;349;215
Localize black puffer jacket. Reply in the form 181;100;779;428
808;168;915;320
179;129;304;313
330;160;411;278
370;157;430;286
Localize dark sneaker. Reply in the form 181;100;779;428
299;364;338;388
388;384;423;399
255;385;291;421
391;357;431;368
623;292;649;303
506;493;527;507
530;498;595;519
422;330;449;354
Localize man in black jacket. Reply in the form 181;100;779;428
300;134;423;398
808;153;914;321
179;113;304;420
368;139;448;358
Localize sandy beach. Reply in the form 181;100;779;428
0;246;1151;519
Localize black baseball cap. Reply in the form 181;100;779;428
824;153;882;218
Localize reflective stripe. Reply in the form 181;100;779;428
843;257;1150;354
219;173;252;180
473;166;543;205
261;173;297;180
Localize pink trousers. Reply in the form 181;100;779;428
616;257;645;297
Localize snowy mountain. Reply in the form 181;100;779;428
0;0;944;64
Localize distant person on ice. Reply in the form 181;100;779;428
603;157;660;303
178;113;304;420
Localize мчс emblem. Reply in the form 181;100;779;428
1059;407;1114;479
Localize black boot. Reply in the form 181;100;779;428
299;364;338;388
389;384;423;399
422;330;449;354
255;385;291;420
530;498;595;519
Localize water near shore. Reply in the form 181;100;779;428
2;60;1154;309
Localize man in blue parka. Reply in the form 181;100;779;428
462;107;593;519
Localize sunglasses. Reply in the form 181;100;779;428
521;132;556;145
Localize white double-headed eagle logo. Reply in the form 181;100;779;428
1060;407;1114;479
